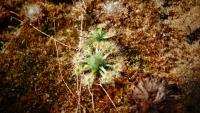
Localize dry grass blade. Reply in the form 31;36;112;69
9;11;77;50
88;85;95;113
98;84;117;108
54;41;75;97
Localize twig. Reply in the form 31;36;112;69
76;3;85;112
98;84;117;108
54;40;75;97
10;11;77;50
52;17;84;111
76;74;82;113
88;85;95;113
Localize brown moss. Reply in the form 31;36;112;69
0;0;199;113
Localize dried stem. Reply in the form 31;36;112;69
54;38;75;97
76;3;85;112
88;85;95;113
98;84;117;108
10;11;77;50
76;74;81;113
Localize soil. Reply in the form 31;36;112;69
0;0;200;113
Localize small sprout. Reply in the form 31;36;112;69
74;66;82;75
92;41;119;53
72;52;85;66
110;44;119;53
92;41;99;48
82;46;92;55
112;63;123;72
88;27;109;42
81;73;95;86
100;70;119;84
100;71;114;84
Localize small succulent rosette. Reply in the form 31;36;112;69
72;27;124;86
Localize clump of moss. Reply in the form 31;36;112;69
102;1;128;19
21;3;44;22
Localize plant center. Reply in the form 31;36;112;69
86;53;106;74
